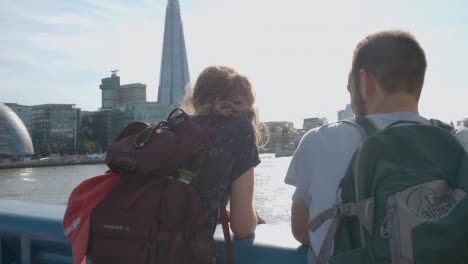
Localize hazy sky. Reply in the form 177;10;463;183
1;0;467;127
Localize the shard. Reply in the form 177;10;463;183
157;0;190;105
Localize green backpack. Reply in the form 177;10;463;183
308;117;468;264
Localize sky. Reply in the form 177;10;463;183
1;0;467;128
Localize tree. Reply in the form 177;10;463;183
38;143;51;156
50;135;74;154
51;142;67;154
77;140;97;154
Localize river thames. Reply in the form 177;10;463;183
0;154;294;225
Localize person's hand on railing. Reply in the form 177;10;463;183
222;209;265;224
255;210;266;224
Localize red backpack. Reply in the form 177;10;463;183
87;109;232;264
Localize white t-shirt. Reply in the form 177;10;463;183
284;112;468;260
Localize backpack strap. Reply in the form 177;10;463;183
307;197;375;264
306;117;377;264
430;119;456;134
220;203;233;264
339;117;378;140
166;107;187;120
386;119;456;134
194;199;233;264
386;120;422;128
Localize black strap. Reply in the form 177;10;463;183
339;117;378;140
220;201;233;264
354;117;378;136
386;120;422;128
167;108;186;120
430;119;455;134
386;119;455;134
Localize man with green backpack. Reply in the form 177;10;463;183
285;30;468;264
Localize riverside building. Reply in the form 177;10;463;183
80;110;113;152
111;103;177;141
118;83;147;106
31;104;80;151
99;71;148;110
303;117;328;131
457;118;468;128
100;71;120;110
0;103;34;162
4;103;33;134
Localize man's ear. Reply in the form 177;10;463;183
359;69;376;99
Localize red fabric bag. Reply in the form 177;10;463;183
63;172;121;264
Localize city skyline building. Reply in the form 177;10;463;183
118;83;147;106
338;104;354;121
111;103;178;141
80;110;113;151
31;104;80;152
303;117;328;131
99;72;148;109
4;103;32;134
81;103;177;152
157;0;190;105
0;103;34;159
261;121;298;153
457;118;468;128
100;71;120;109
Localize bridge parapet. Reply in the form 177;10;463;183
0;199;307;264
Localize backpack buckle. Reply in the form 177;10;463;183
176;169;196;184
334;203;352;217
333;198;375;236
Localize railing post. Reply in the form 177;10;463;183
21;233;31;264
0;233;2;263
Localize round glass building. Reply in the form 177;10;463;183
0;103;34;156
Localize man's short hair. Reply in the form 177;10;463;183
352;30;427;99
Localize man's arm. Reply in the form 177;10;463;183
291;202;310;245
285;131;314;246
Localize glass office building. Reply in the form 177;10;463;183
111;103;178;141
0;103;34;157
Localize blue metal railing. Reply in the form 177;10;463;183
0;199;307;264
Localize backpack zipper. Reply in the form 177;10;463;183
380;195;401;264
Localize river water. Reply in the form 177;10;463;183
0;154;294;225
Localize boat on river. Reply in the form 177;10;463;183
275;143;297;157
0;199;307;264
